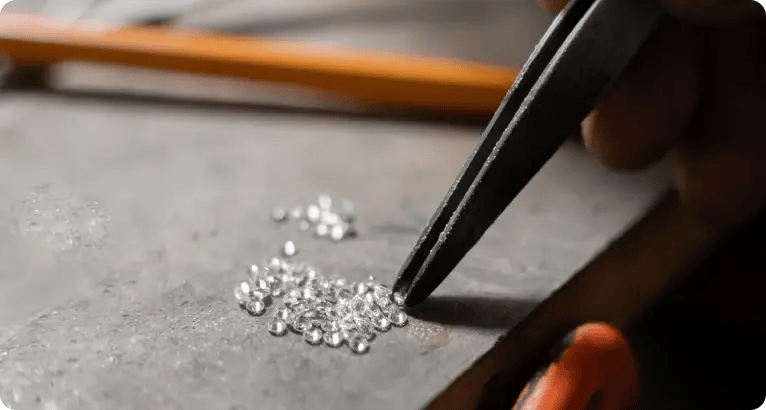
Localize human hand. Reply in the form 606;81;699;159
538;0;766;231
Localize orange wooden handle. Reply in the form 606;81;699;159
0;14;518;116
511;323;641;410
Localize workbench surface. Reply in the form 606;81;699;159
0;88;667;410
0;1;670;409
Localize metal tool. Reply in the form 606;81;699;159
393;0;667;306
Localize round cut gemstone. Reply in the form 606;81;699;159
304;327;323;345
324;331;344;347
268;320;288;336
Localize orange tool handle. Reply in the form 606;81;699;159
511;323;641;410
0;14;518;117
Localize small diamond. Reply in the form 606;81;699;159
253;278;270;291
289;317;312;334
289;207;304;219
268;320;288;336
373;316;392;332
321;211;341;226
347;336;369;354
306;204;321;223
281;241;298;258
271;207;287;222
304;327;323;345
336;288;354;303
272;288;285;297
314;223;329;237
330;225;345;242
247;264;260;278
317;194;332;210
251;289;273;305
267;257;282;272
324;331;344;347
298;220;310;231
390;311;408;327
273;308;291;320
234;281;252;305
375;296;392;309
245;299;266;316
353;282;368;295
321;320;341;332
392;292;406;308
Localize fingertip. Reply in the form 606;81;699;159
537;0;569;15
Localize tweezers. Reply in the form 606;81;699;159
393;0;667;306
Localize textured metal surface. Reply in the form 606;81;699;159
0;88;668;409
395;0;667;306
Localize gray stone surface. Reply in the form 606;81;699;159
0;91;669;409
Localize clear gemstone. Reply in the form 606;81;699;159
353;282;368;295
324;331;344;347
373;316;392;332
330;225;345;241
247;264;260;279
298;220;310;231
304;327;323;345
245;299;266;316
339;199;355;221
281;241;297;258
235;281;251;305
321;211;341;226
375;296;392;309
267;257;282;272
336;288;354;302
314;223;329;237
273;308;291;320
321;320;341;332
253;278;270;291
317;194;332;210
366;307;382;319
392;292;406;307
271;288;285;297
390;311;408;327
306;204;321;223
289;207;303;219
363;292;375;305
347;336;369;354
270;207;287;222
289;316;312;334
268;320;288;336
251;289;273;305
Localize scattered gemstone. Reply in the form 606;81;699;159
321;320;341;332
298;220;310;231
245;299;266;316
317;194;332;210
373;316;392;332
306;204;321;223
348;336;369;354
247;264;260;278
268;320;288;336
392;292;406;308
271;207;287;223
251;289;273;305
330;225;345;242
390;311;408;327
324;331;344;347
304;327;323;345
234;281;251;305
273;308;291;320
281;240;298;258
289;207;303;219
315;223;329;237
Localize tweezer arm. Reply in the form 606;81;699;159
394;0;667;306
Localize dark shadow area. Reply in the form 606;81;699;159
406;295;540;330
627;208;766;410
5;87;490;128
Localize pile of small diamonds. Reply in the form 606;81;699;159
234;243;408;354
270;194;357;241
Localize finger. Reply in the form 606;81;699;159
660;0;765;27
581;20;703;171
673;22;766;229
536;0;569;15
